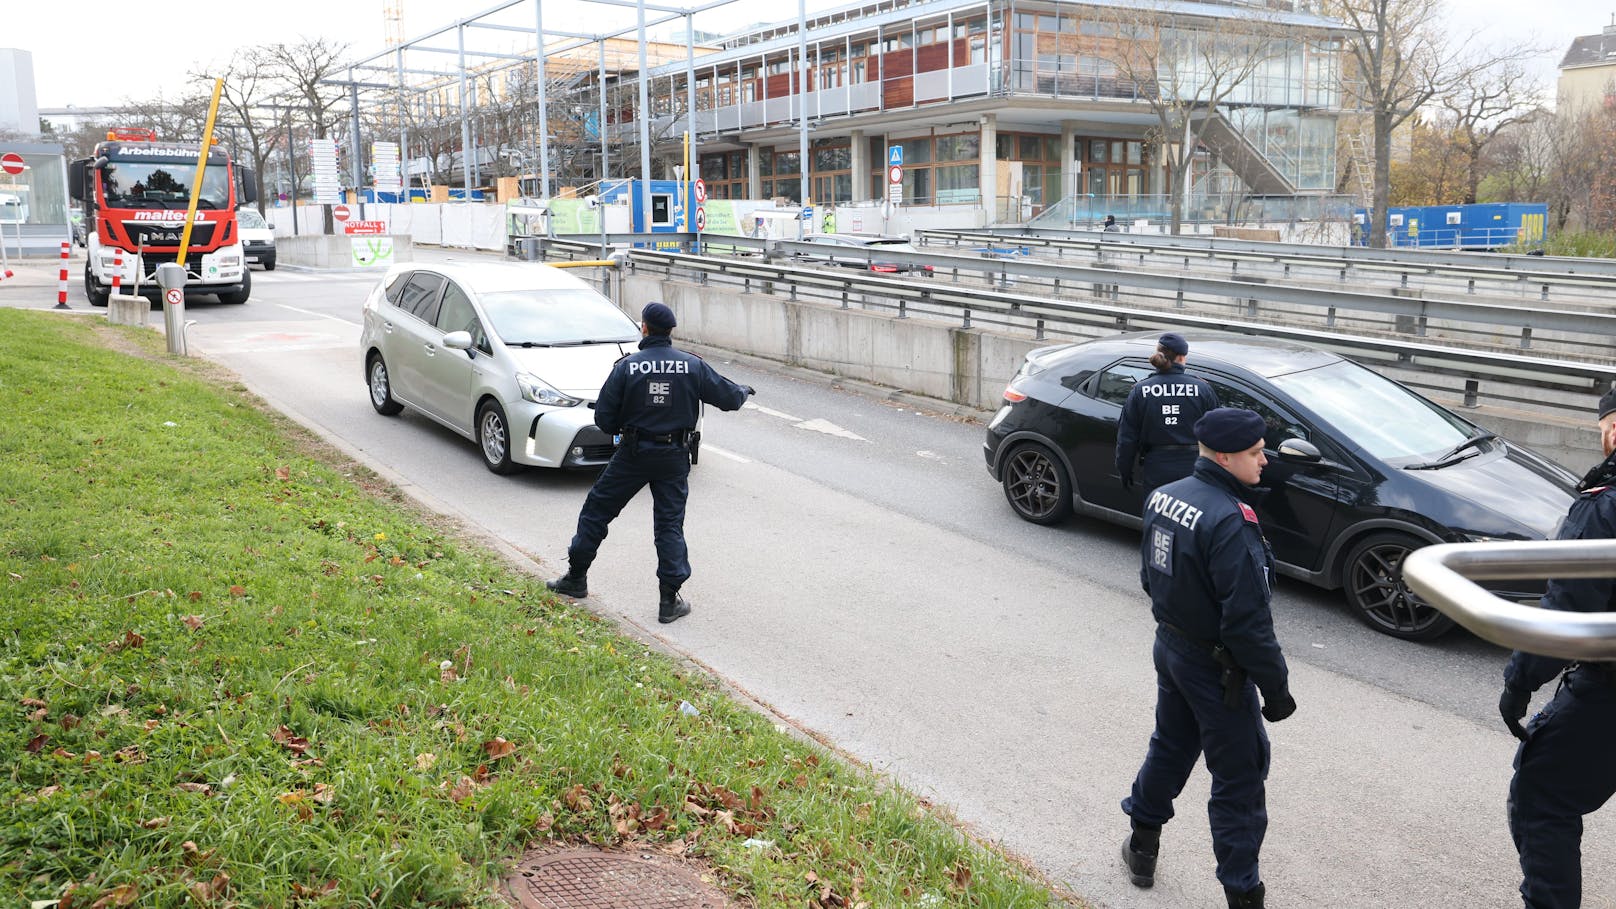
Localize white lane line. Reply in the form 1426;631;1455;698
275;303;361;326
794;418;868;442
745;401;804;422
700;443;751;463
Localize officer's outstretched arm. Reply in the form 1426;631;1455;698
1207;517;1288;699
698;363;751;412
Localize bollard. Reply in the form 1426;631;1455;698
156;262;188;356
54;242;71;309
520;237;540;261
110;249;123;293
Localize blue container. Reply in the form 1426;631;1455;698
1353;202;1547;250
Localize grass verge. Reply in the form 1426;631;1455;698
0;310;1069;908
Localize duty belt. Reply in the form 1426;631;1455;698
1146;443;1198;453
627;428;693;445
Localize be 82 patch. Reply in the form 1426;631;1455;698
646;380;673;407
1149;526;1174;575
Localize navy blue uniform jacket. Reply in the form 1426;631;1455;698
1141;457;1289;700
594;335;749;436
1116;364;1218;477
1504;450;1616;692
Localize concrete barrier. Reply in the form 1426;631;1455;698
277;234;414;269
107;293;147;326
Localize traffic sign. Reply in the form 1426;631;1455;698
343;220;386;236
164;288;183;306
694;179;707;203
800;205;814;220
695;205;707;231
888;165;903;185
333;204;350;222
0;153;24;176
888;146;903;167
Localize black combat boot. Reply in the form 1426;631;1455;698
1225;882;1265;908
546;567;588;599
1121;818;1161;888
658;581;691;624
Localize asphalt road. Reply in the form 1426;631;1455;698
5;250;1612;908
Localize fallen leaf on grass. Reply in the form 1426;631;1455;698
414;752;437;771
60;713;80;729
21;697;47;708
272;725;310;754
140;817;170;829
228;586;245;597
482;737;515;760
89;883;137;908
107;631;144;652
562;784;592;812
275;467;290;481
25;733;48;752
29;707;47;722
290;880;339;901
188;591;202;601
175;782;213;796
445;776;477;804
181;615;204;630
188;872;230;904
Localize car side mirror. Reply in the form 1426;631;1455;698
1276;438;1323;463
266;222;275;229
442;330;474;352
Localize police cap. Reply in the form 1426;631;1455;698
641;302;678;331
1195;407;1267;453
1158;332;1189;357
1600;385;1616;421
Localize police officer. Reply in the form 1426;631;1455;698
1499;386;1616;909
1116;333;1220;496
546;302;753;623
1120;407;1295;909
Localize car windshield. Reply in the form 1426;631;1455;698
237;208;267;229
1268;359;1475;461
864;239;916;252
480;288;639;346
103;162;230;209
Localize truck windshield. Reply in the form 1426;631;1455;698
103;162;230;209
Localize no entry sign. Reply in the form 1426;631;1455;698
0;153;24;176
332;204;350;222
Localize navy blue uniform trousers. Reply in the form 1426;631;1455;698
1123;629;1271;892
1509;667;1616;909
566;444;692;586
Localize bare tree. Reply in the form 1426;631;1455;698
1090;3;1288;234
264;38;350;233
1440;52;1542;204
1483;108;1555;204
1324;0;1465;247
194;50;282;213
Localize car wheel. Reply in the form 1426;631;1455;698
217;269;251;304
84;264;109;307
1001;442;1073;525
263;254;276;271
478;400;519;475
1341;533;1455;641
366;354;404;416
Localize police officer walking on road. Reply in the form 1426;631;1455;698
1116;333;1219;497
546;302;753;623
1498;386;1616;909
1120;407;1294;909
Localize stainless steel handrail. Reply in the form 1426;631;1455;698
1402;540;1616;660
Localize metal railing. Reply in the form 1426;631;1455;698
1403;541;1616;660
527;233;1615;410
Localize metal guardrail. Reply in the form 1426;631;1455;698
927;226;1616;281
606;244;1614;405
1403;541;1616;660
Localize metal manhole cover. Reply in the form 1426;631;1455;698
504;848;733;909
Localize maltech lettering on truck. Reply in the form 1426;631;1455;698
69;127;258;306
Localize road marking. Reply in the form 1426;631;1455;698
795;418;867;442
700;443;751;463
916;449;946;462
275;303;361;326
745;401;804;422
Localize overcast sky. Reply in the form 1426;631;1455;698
6;0;1608;112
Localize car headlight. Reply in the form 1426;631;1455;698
516;372;582;407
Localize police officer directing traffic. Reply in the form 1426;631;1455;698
546;302;753;623
1116;333;1219;496
1120;407;1295;909
1498;386;1616;909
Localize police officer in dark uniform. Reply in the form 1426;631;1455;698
1116;333;1220;497
1499;386;1616;909
1120;407;1295;909
546;302;753;623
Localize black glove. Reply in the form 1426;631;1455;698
1119;471;1134;490
1499;686;1530;742
1261;691;1297;723
744;386;757;396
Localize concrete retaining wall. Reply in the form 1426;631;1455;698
620;270;1603;471
278;234;414;269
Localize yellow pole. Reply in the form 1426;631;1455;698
682;130;690;231
177;78;225;263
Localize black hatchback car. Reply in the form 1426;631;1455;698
983;332;1579;641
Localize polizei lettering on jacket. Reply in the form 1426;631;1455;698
627;360;690;376
1140;383;1207;398
1145;489;1205;531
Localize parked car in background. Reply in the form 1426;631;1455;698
793;233;935;275
360;261;643;474
237;206;276;270
983;331;1579;642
